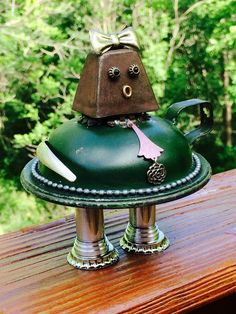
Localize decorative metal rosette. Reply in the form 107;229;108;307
108;66;120;79
147;162;166;185
128;64;140;77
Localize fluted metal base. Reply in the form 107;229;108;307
68;207;119;270
67;236;119;270
120;223;169;254
120;205;170;254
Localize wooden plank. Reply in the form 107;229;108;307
0;170;235;314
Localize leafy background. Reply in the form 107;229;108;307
0;0;235;233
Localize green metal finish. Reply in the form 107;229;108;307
21;112;212;209
21;153;210;209
41;116;192;190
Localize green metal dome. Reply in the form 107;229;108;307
21;99;213;209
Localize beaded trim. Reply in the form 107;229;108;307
31;154;201;196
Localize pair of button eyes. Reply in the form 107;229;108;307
108;64;140;80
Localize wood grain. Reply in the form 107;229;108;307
0;170;235;314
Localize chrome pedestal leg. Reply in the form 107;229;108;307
120;205;169;254
67;208;119;270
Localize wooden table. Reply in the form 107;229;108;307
0;170;235;314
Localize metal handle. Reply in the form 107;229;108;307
165;99;213;144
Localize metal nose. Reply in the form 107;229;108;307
122;85;132;98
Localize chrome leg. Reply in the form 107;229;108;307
120;205;169;254
67;208;119;270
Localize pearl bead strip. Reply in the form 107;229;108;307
31;154;201;196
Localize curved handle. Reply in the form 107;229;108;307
165;98;213;144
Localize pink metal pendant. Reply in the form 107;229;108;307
127;119;164;161
127;119;166;185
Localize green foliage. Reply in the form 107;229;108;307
0;0;235;233
0;178;73;234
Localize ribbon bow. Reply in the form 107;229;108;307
89;27;140;55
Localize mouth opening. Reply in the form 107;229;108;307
122;85;132;98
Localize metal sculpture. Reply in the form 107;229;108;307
21;27;213;270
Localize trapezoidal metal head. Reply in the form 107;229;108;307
72;49;158;118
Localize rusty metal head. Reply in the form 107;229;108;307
72;49;158;118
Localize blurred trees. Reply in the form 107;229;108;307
0;0;235;231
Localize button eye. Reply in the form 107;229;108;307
108;67;120;79
128;64;140;77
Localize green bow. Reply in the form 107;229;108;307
89;27;140;55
